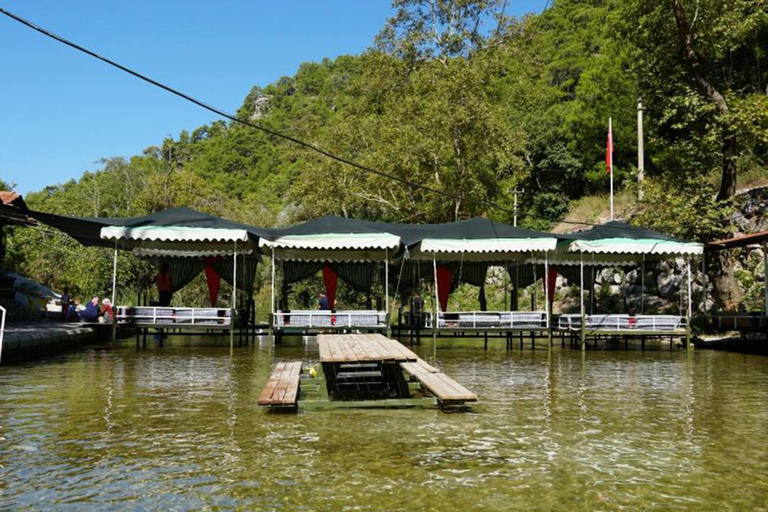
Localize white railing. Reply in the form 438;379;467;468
426;311;547;330
557;314;685;332
273;310;386;329
117;306;233;327
0;305;5;365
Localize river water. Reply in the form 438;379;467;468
2;337;768;511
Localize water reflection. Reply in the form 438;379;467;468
1;339;768;510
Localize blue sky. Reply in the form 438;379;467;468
0;1;547;195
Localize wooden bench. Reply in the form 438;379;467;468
257;361;303;408
400;358;477;404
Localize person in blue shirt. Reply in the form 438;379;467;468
318;292;330;311
80;296;101;323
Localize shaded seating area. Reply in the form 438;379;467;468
553;221;703;347
261;216;401;336
30;207;267;346
401;217;558;333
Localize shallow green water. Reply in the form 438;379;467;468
2;337;768;511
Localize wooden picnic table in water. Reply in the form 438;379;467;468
317;333;419;363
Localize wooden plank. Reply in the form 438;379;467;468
282;362;303;404
377;335;418;361
257;361;285;405
345;335;370;362
317;335;333;361
400;358;440;377
431;372;476;401
351;334;381;361
258;361;302;406
336;335;358;362
368;334;396;360
399;360;476;402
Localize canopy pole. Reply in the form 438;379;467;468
111;240;118;343
641;254;646;314
432;252;439;342
580;251;586;351
531;251;537;311
271;247;276;324
544;252;552;346
686;257;692;352
385;248;390;315
590;254;595;315
702;252;708;315
231;241;237;350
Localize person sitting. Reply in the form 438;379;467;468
156;262;173;307
60;287;71;321
318;292;330;311
80;296;101;323
100;298;114;323
68;299;80;322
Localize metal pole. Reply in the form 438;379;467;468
432;252;439;340
686;257;693;351
544;253;550;327
231;241;237;349
385;248;390;314
271;247;276;317
687;257;692;319
609;117;614;220
637;99;644;201
580;252;586;350
641;254;646;314
111;241;118;343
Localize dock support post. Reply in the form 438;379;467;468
432;253;438;345
544;252;552;348
231;241;237;351
111;241;118;343
580;252;586;351
686;257;692;352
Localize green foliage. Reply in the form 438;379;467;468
634;177;736;242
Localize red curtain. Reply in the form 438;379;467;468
547;266;558;305
323;265;338;309
204;258;221;307
436;265;453;312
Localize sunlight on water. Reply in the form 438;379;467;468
2;337;768;510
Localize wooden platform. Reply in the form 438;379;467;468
317;333;418;363
257;361;302;408
400;358;477;404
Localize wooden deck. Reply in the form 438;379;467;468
400;358;477;404
317;333;418;363
257;361;303;408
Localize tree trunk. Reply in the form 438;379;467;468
672;0;741;309
709;250;742;310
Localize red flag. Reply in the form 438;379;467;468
606;119;613;174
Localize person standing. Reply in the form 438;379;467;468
318;292;330;311
156;262;172;307
60;287;71;320
410;289;424;327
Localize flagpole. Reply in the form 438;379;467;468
609;117;614;220
608;117;613;220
